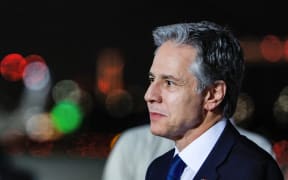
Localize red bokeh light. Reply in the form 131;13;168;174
25;54;46;64
260;35;283;62
0;53;27;81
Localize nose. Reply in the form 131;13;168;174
144;82;161;103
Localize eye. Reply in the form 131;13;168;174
148;76;154;83
165;79;175;86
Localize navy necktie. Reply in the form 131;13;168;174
167;154;187;180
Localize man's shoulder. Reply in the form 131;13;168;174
232;133;276;164
236;127;274;156
237;127;271;145
220;120;275;162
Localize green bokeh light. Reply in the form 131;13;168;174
51;101;83;134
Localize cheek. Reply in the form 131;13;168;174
172;92;202;115
167;93;193;113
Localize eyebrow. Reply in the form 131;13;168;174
149;72;185;83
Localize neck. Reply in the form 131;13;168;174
175;113;223;151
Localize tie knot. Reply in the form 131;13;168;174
167;154;187;180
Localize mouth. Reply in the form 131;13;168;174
149;111;167;121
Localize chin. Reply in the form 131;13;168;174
150;123;167;137
150;124;159;135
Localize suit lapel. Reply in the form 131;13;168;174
151;149;175;179
162;149;175;177
194;120;240;180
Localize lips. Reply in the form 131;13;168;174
149;111;167;121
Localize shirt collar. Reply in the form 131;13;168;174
175;118;227;174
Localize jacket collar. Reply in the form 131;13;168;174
193;119;240;180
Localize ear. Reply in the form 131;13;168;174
203;80;226;111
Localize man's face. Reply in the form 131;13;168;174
144;41;205;140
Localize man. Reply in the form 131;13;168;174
144;21;283;179
101;120;275;180
102;93;275;180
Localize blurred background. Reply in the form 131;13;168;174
0;3;288;180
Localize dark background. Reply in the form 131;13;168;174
0;3;287;141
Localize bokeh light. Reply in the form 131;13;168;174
25;54;46;64
96;48;124;94
273;86;288;125
0;53;27;81
23;61;50;91
260;35;283;62
232;93;255;128
25;113;62;142
52;80;82;103
50;101;83;134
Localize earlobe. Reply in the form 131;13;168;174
204;80;226;111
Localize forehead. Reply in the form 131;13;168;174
151;41;197;76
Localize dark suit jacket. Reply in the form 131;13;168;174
145;120;284;180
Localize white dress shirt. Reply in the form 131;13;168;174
175;118;227;179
